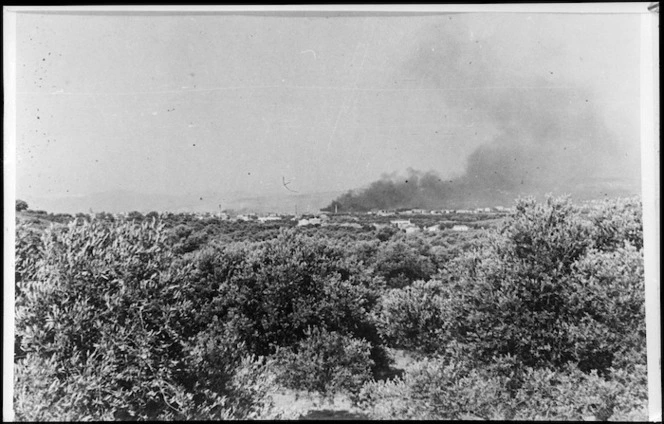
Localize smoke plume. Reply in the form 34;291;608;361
326;16;640;212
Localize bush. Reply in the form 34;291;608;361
168;224;209;254
175;229;391;373
16;199;29;211
428;195;645;372
585;197;643;251
357;355;511;420
507;363;648;421
564;244;646;373
14;196;645;419
357;354;648;421
375;280;449;353
14;219;276;420
273;327;374;399
372;239;436;289
375;225;398;242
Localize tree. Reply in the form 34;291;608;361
16;199;29;212
145;211;159;221
14;219;275;420
127;211;144;221
435;195;644;373
177;229;390;372
372;239;436;289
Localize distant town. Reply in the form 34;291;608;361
122;206;514;233
19;200;516;234
165;205;511;222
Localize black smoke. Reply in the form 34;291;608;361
325;16;640;212
324;169;454;212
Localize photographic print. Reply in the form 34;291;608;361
4;4;659;421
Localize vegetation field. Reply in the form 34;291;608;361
13;195;647;420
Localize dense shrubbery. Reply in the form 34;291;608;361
375;280;448;353
371;237;437;289
273;327;374;398
173;230;390;372
364;195;646;420
14;220;276;420
375;196;645;371
14;195;646;420
357;356;647;420
168;224;209;254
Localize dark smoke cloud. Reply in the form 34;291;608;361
326;169;454;212
326;16;640;212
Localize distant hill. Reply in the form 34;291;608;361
23;189;344;215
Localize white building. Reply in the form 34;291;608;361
297;217;322;226
452;225;470;232
258;216;281;223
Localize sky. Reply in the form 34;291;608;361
12;9;642;205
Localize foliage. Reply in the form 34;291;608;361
13;195;645;419
432;196;644;372
16;199;29;211
126;211;144;221
173;229;391;373
373;196;645;375
371;238;436;289
273;327;374;398
167;224;209;254
357;355;647;420
564;244;646;372
357;354;511;420
375;225;398;241
584;197;643;251
14;219;276;421
375;280;448;353
427;230;488;268
15;223;43;287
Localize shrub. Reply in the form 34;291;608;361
357;355;510;420
15;222;43;287
375;225;398;241
564;244;646;373
16;199;29;211
372;239;436;289
168;224;209;254
375;280;449;353
175;230;391;373
429;195;645;372
357;356;648;421
507;364;648;421
273;327;374;399
585;197;643;251
14;219;276;420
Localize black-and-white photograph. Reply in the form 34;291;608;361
4;4;660;421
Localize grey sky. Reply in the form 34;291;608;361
14;11;641;201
